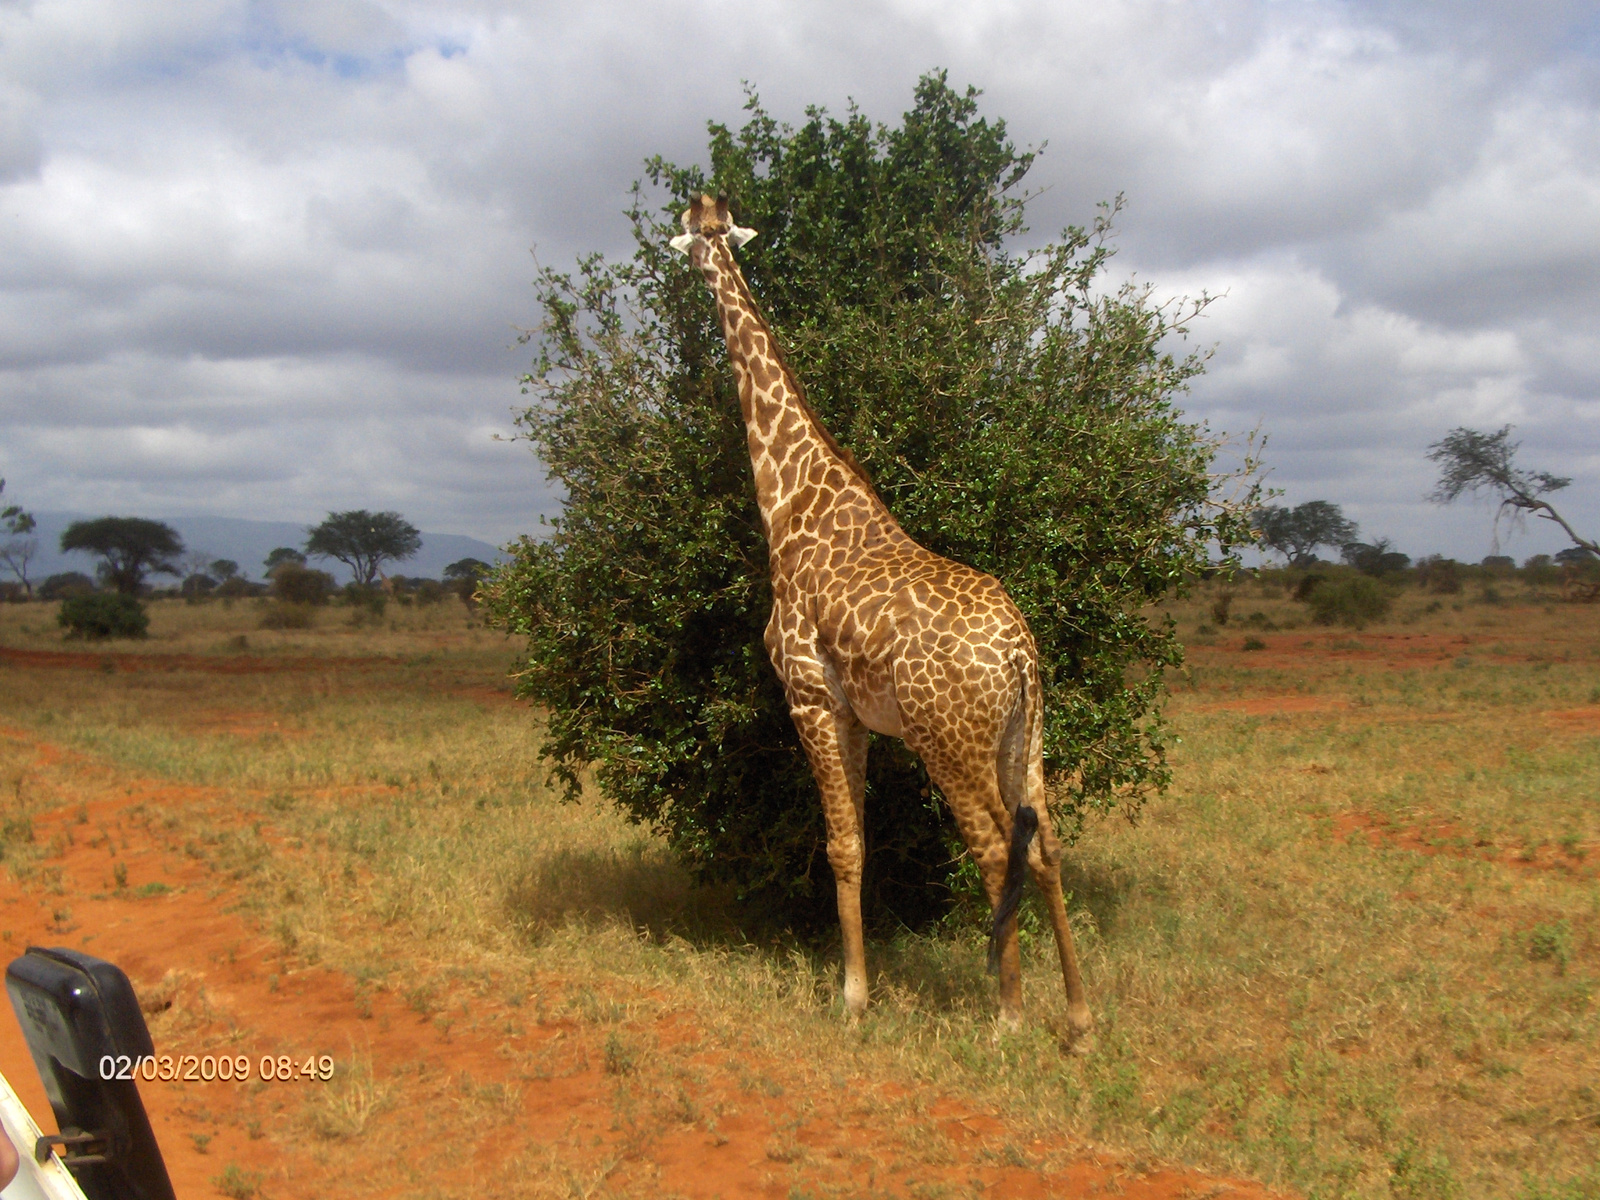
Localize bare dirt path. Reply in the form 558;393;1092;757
0;720;1289;1200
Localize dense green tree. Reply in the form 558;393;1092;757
59;517;184;595
1253;501;1358;566
485;74;1259;927
1428;425;1597;557
271;563;334;605
305;511;421;586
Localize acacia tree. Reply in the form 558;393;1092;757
305;511;421;585
0;480;39;598
1252;501;1359;566
1340;538;1410;576
485;75;1259;927
1427;426;1597;556
59;517;184;595
264;547;307;575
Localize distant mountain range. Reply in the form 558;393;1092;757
16;513;504;585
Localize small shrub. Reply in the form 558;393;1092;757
213;1164;262;1200
1293;573;1325;601
1417;556;1463;594
1307;577;1392;628
343;583;387;617
1528;921;1573;973
603;1031;636;1076
58;594;148;640
1241;636;1266;651
259;602;316;630
413;579;445;605
1389;1142;1463;1200
1210;590;1233;626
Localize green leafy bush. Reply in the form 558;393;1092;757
271;564;333;605
342;583;386;617
58;593;148;639
486;75;1258;928
1306;577;1392;628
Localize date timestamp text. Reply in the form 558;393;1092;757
99;1054;336;1083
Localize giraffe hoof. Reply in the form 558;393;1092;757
843;980;868;1020
992;1010;1022;1041
1064;1030;1097;1057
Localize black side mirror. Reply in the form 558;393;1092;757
4;948;175;1200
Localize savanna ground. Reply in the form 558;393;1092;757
0;579;1594;1200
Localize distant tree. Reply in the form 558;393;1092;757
1416;555;1463;594
59;517;184;596
1254;501;1359;566
444;557;491;605
305;511;421;586
174;549;218;602
210;559;240;581
1555;547;1598;566
181;574;217;601
1340;538;1411;576
1480;555;1515;572
1427;425;1598;557
38;572;96;601
0;479;39;599
264;547;307;574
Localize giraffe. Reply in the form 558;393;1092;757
670;194;1093;1050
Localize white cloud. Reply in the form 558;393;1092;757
0;0;1596;563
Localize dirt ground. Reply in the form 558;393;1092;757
0;651;1288;1200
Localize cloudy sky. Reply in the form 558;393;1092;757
2;0;1597;564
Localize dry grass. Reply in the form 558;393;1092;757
0;590;1597;1197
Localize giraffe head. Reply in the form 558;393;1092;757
669;193;757;256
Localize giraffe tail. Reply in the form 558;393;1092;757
987;803;1038;974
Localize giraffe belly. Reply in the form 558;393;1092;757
823;654;905;737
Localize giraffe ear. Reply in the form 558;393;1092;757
727;224;757;248
668;232;696;255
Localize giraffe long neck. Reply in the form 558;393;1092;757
693;239;889;548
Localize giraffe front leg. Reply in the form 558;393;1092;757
788;703;871;1017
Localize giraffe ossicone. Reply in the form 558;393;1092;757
673;192;1093;1052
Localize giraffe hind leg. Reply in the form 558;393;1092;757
987;803;1037;973
998;689;1094;1053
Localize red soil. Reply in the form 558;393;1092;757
0;721;1289;1200
0;646;389;675
1199;696;1347;716
1546;706;1600;734
1332;810;1599;877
